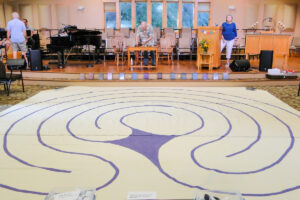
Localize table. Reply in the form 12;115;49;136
127;46;159;69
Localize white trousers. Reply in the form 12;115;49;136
221;39;235;59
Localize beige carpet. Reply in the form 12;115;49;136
0;87;300;200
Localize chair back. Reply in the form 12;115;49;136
6;59;25;70
164;28;174;35
160;38;173;53
153;28;161;43
120;28;130;38
105;28;115;37
179;37;191;49
164;32;176;46
125;37;136;48
292;37;300;47
111;36;124;51
0;61;6;79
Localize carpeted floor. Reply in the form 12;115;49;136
0;86;300;200
0;84;299;111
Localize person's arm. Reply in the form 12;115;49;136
142;26;153;45
30;27;34;37
142;36;152;46
6;30;10;41
233;23;237;39
6;23;11;41
22;24;27;39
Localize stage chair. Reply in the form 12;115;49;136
120;28;130;38
0;60;25;96
112;36;126;66
164;32;176;46
164;28;174;35
158;38;174;64
105;28;115;38
177;37;192;60
181;28;192;38
290;37;300;57
104;38;114;61
153;28;161;44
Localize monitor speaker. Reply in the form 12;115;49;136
259;50;273;72
29;49;43;71
229;59;250;72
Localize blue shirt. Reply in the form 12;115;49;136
222;22;237;41
7;19;26;43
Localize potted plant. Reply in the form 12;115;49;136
199;38;209;53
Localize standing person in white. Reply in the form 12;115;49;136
221;15;237;68
6;12;29;69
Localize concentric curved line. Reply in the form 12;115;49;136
1;88;299;197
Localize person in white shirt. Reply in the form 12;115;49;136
6;12;28;68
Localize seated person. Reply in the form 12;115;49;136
0;37;5;60
0;26;10;59
136;21;156;66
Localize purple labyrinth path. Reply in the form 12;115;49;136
0;87;300;200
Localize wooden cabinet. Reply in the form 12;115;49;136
245;34;292;69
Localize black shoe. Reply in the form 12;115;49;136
152;60;156;66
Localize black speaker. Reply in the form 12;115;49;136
6;59;26;70
229;59;250;72
259;50;273;72
29;49;43;71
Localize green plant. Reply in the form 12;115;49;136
199;38;209;52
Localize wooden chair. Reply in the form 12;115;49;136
177;37;192;60
158;38;174;64
112;36;127;66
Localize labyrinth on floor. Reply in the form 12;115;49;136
0;87;300;200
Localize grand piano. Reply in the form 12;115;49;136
47;25;104;68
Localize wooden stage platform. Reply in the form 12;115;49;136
19;56;300;86
42;56;300;74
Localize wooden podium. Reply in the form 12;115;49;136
197;26;222;71
245;34;292;69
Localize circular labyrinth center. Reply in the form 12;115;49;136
0;87;300;200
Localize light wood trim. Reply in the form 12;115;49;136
131;0;136;28
193;0;198;28
178;0;182;29
116;0;120;29
147;0;151;25
100;0;105;29
162;0;167;28
209;0;212;26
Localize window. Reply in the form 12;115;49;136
120;2;131;28
197;3;210;26
151;3;163;28
136;2;147;27
167;3;178;28
104;3;116;28
182;3;193;28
